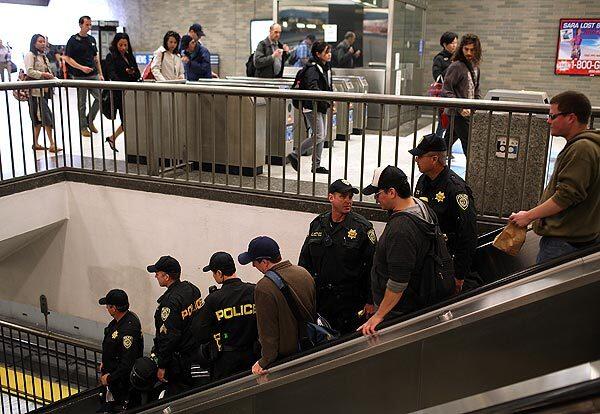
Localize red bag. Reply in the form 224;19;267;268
428;75;444;98
141;59;155;81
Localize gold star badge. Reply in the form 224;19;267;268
347;229;357;239
435;191;445;202
111;330;118;340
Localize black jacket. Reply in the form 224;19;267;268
333;40;355;68
432;49;453;81
153;280;204;369
299;58;333;114
254;37;288;78
414;167;477;279
101;311;143;385
104;51;140;82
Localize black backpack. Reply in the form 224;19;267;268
400;211;455;307
265;270;339;351
291;63;314;109
245;53;256;77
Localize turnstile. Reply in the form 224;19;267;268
332;77;355;140
338;75;368;134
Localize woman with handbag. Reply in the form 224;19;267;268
442;34;482;158
103;33;141;152
24;34;61;153
431;32;457;139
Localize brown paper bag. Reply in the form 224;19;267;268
493;223;527;256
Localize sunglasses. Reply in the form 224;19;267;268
548;112;571;120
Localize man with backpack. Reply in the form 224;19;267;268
253;23;289;78
238;236;316;375
360;166;455;336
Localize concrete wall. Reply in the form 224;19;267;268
108;0;273;77
424;0;600;105
0;182;385;336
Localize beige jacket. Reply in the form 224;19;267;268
150;46;185;81
23;51;53;97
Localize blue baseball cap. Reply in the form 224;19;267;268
238;236;281;265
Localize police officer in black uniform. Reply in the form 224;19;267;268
197;252;258;380
147;255;204;396
299;179;377;334
410;134;478;292
99;289;143;412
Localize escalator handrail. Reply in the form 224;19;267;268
126;243;600;413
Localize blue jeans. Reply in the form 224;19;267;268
434;120;446;139
536;236;580;264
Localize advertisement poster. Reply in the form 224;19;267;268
555;18;600;76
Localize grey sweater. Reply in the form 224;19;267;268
442;60;480;115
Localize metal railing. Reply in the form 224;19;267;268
0;319;101;413
0;79;598;221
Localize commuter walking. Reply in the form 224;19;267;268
187;23;217;78
299;179;377;334
98;289;143;413
63;16;104;138
237;236;316;375
286;41;333;174
332;32;361;68
432;31;458;139
24;34;61;153
150;31;185;81
104;33;140;152
510;91;600;263
180;35;212;81
254;23;289;78
0;39;12;82
360;166;455;335
442;33;482;156
292;34;315;67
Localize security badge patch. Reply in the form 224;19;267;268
123;335;133;349
367;229;377;244
111;330;118;340
347;229;357;239
435;191;445;202
161;307;170;321
456;193;469;210
160;324;167;334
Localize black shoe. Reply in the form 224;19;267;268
106;137;119;152
286;154;298;171
312;166;329;174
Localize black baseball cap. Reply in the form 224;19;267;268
408;133;447;157
238;236;280;265
203;252;236;275
362;166;408;195
99;289;129;307
147;255;181;276
328;179;359;195
189;23;206;37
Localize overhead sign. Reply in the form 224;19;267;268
555;18;600;76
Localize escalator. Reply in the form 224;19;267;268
33;232;600;413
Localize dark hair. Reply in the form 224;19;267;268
115;304;129;313
163;31;181;54
440;31;458;47
180;34;193;50
79;16;91;25
167;271;181;280
311;41;330;57
382;179;412;199
29;34;45;55
109;32;134;57
306;34;316;42
452;34;482;66
264;255;282;264
550;91;591;125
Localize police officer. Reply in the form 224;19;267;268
98;289;143;412
410;134;478;292
299;179;377;334
147;255;204;396
197;252;258;380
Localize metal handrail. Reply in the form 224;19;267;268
0;319;101;352
2;79;599;114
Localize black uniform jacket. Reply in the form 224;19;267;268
414;167;477;279
299;211;377;308
153;280;203;369
101;310;143;384
197;278;258;352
